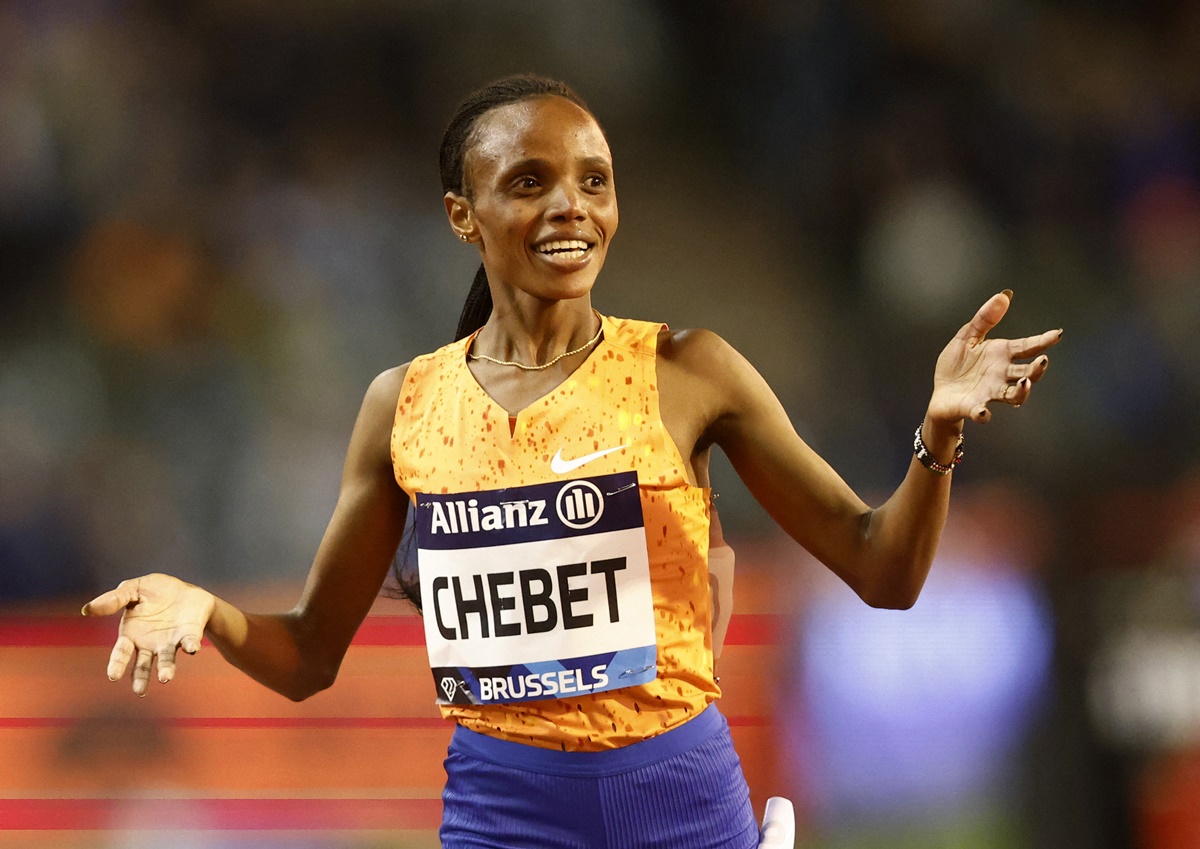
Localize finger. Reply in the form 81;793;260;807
1011;377;1033;406
1000;378;1033;408
956;290;1013;345
107;635;136;681
180;630;203;656
132;649;153;697
970;401;992;424
1007;328;1063;360
157;645;178;684
1005;355;1051;384
82;582;141;617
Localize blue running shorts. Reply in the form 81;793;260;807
439;704;760;849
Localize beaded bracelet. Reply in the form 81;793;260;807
913;423;964;475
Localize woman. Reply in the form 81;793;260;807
84;75;1060;848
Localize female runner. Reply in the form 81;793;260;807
84;75;1061;848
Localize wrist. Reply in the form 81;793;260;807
203;594;237;643
921;414;963;453
915;417;964;474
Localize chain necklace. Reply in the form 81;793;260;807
467;316;603;371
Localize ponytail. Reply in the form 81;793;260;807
455;265;492;340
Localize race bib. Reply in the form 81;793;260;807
415;471;657;705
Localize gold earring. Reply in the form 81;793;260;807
460;234;469;242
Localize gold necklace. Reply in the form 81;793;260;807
468;317;603;371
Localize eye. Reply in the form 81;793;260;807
510;175;541;192
583;173;608;191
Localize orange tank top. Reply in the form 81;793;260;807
390;315;719;751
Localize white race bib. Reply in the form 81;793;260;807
415;471;657;705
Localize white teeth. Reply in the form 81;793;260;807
537;239;590;255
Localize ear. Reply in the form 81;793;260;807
444;192;475;243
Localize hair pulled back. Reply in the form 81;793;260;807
391;75;592;610
439;74;591;341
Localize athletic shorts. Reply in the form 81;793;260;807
439;704;760;849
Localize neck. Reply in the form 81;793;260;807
474;294;599;366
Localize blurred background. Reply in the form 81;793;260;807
2;1;1199;847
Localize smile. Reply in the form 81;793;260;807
535;239;593;260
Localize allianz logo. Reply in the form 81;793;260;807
428;480;606;535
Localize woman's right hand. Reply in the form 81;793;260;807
82;573;216;697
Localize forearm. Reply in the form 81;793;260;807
86;372;407;701
857;414;961;608
205;598;338;702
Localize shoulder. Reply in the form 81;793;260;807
609;317;760;404
656;326;744;377
601;315;735;366
342;364;415;474
656;326;777;423
367;333;467;405
655;327;743;421
357;363;412;432
365;363;411;405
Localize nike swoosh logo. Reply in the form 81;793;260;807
550;445;628;474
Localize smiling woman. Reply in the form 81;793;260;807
82;73;1062;849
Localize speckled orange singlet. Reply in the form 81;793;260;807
390;315;719;751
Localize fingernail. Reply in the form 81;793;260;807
1002;289;1014;300
80;605;88;617
1057;328;1064;337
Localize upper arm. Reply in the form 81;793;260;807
290;365;412;669
659;330;874;588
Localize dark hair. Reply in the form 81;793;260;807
390;75;593;610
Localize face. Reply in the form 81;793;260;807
447;96;618;303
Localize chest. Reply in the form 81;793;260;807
395;349;690;495
465;360;574;418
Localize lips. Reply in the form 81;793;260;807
534;239;593;260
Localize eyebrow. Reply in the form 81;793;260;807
498;155;613;180
579;156;613;171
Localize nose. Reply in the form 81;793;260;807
545;183;586;222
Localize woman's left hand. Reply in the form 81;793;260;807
927;290;1062;426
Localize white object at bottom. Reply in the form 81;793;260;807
757;796;795;849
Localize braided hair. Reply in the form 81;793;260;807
391;75;594;609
